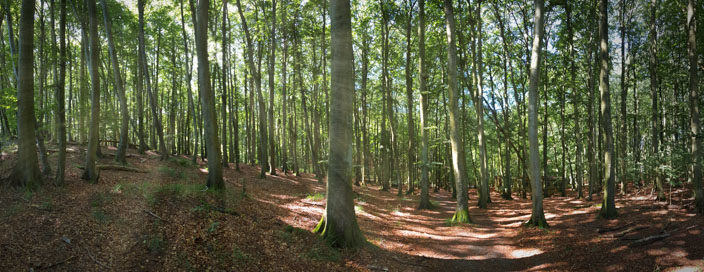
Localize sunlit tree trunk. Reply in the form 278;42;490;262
474;0;489;209
444;0;471;224
649;0;665;201
526;0;548;228
139;0;167;160
599;0;617;219
221;0;229;167
566;1;583;199
313;0;366;248
417;0;431;210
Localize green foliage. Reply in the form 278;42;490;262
168;157;195;168
231;245;251;263
305;193;325;201
158;166;185;180
305;243;341;262
144;233;165;254
207;221;220;233
92;210;109;224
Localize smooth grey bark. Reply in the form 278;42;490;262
492;2;512;200
599;0;617;219
566;1;583;199
81;0;100;184
649;0;665;201
195;0;224;189
55;0;67;185
404;0;416;194
444;0;471;223
268;0;277;175
221;0;229;167
313;0;365;248
9;0;41;189
100;0;128;164
526;0;548;228
36;0;51;177
619;0;627;194
687;0;703;214
181;0;198;163
474;0;489;209
417;0;431;210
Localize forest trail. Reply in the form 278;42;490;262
1;145;703;271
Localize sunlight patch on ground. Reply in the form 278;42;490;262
199;168;208;173
511;248;543;258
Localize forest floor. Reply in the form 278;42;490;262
1;144;704;271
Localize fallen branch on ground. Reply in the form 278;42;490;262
143;209;168;222
603;225;647;238
42;256;76;269
210;206;240;216
628;233;670;247
597;222;634;234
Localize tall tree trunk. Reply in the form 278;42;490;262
36;0;51;176
649;0;665;201
443;0;471;224
268;0;277;175
313;0;365;248
404;0;416;194
687;0;703;214
10;0;41;189
221;0;229;167
54;0;67;185
181;0;198;163
493;2;512;200
236;0;268;179
195;0;224;189
474;0;489;209
618;0;628;195
100;0;128;164
526;0;548;228
418;0;432;209
599;0;617;219
566;1;583;199
81;0;101;184
138;0;167;160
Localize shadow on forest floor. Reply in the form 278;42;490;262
0;144;703;271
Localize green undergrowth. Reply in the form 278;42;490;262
305;193;325;201
168;157;196;168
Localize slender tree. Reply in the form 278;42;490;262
313;0;366;248
54;0;67;185
649;0;665;201
417;0;431;210
268;0;277;175
195;0;224;189
81;0;101;184
444;0;471;224
599;0;617;219
100;0;128;164
526;0;548;228
474;0;489;209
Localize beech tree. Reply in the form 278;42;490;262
313;0;365;248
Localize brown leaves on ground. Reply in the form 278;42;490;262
1;145;703;271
